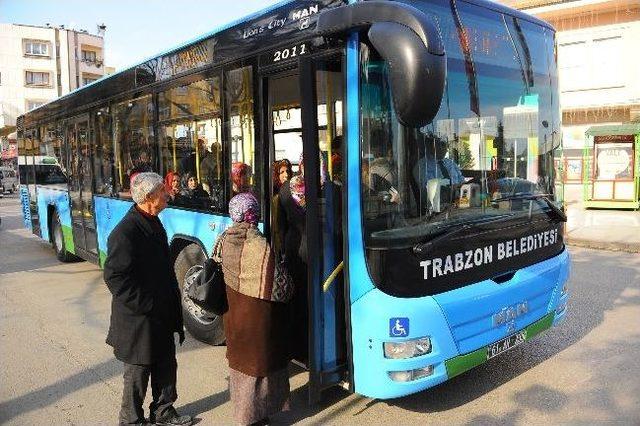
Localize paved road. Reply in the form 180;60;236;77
1;194;639;425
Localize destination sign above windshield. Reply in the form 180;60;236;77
135;0;344;86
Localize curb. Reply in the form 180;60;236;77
566;238;640;254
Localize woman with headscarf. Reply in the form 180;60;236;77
271;159;292;257
277;154;330;362
164;171;182;204
180;172;209;204
219;193;291;425
231;162;253;195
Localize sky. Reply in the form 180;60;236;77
0;0;278;71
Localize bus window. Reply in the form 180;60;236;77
225;65;257;197
41;123;68;178
94;107;114;195
21;129;38;200
158;76;224;211
112;95;155;195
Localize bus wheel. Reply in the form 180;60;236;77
51;212;77;262
174;243;225;346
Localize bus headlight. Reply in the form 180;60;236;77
383;337;432;359
388;365;434;382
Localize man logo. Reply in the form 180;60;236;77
292;4;319;21
493;301;528;328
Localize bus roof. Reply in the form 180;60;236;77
31;0;297;110
20;0;553;125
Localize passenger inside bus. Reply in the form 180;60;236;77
362;129;402;230
200;141;222;194
179;138;206;178
180;172;209;208
278;154;309;362
412;136;465;215
276;153;342;363
330;135;343;186
164;171;182;203
271;159;293;257
231;162;253;195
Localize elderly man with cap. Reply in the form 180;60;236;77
104;172;192;426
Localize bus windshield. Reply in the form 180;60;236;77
361;0;561;247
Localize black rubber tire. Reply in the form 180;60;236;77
51;212;78;262
174;243;225;345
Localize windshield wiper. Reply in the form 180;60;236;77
413;214;513;255
492;193;567;222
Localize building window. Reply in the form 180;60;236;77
24;40;50;57
591;36;623;88
26;100;45;111
558;41;587;91
25;71;51;87
559;34;624;92
81;50;97;63
82;76;98;86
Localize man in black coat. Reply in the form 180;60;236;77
104;172;192;426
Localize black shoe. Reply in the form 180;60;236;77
153;410;192;426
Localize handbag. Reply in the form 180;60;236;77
271;254;295;303
185;232;228;315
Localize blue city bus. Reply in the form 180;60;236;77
17;0;569;402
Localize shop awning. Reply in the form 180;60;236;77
586;123;640;137
0;125;17;137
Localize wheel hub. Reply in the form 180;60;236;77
182;265;217;325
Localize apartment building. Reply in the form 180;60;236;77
498;0;640;199
0;23;106;147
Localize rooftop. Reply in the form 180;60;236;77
5;22;104;38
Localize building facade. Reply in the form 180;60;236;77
0;23;106;165
499;0;640;200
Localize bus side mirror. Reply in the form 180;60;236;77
368;21;446;128
316;1;447;128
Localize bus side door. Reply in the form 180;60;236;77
66;115;98;259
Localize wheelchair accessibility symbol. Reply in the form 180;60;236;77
389;317;409;337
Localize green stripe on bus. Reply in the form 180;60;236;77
445;312;556;379
524;312;555;340
99;250;107;268
61;225;75;254
445;347;486;379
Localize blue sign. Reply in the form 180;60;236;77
389;317;409;337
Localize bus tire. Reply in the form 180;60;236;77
174;243;225;346
51;212;77;262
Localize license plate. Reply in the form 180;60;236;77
487;330;526;360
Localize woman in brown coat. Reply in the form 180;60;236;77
218;192;291;425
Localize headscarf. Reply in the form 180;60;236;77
272;159;292;195
164;171;180;195
289;155;306;209
231;162;252;194
229;192;260;225
289;153;327;210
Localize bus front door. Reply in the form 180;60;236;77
261;53;347;404
66;116;98;260
300;55;347;404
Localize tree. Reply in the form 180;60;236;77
455;136;475;170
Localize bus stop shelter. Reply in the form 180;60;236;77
583;123;640;210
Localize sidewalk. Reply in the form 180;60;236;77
565;201;640;253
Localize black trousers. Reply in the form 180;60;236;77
119;356;178;424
